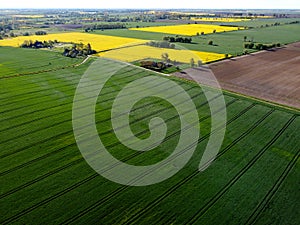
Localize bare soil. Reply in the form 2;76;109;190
173;42;300;109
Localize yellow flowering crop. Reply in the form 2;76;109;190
13;15;45;18
0;32;146;52
130;24;243;36
0;32;227;64
98;45;227;64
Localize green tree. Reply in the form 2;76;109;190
190;58;195;67
197;60;202;67
86;43;92;54
161;52;169;62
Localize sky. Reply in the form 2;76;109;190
0;0;299;9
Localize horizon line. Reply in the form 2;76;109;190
0;8;299;10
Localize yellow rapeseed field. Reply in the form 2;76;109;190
98;45;227;64
191;17;251;22
0;32;226;64
130;24;243;36
18;26;32;29
0;32;146;52
13;15;45;18
254;16;274;18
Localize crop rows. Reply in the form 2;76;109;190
2;96;238;224
186;115;297;224
1;55;299;224
1;69;230;222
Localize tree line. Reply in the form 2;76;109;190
35;31;47;35
244;42;281;50
243;36;281;50
84;23;126;32
163;36;193;43
146;41;176;49
20;40;57;49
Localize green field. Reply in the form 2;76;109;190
97;23;300;55
0;47;82;78
0;48;299;224
214;18;300;27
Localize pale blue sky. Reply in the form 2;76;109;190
0;0;299;9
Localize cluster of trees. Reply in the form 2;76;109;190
146;41;175;49
163;36;192;43
35;31;47;35
140;53;183;72
0;24;13;32
140;60;170;71
0;24;14;39
91;14;156;23
244;42;281;50
63;43;96;58
20;40;57;49
1;30;48;40
84;23;126;32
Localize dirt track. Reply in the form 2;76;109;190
173;42;300;109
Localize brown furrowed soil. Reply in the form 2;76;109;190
173;42;300;109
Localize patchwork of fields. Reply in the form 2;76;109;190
95;23;300;55
0;32;145;52
129;24;243;36
0;12;299;225
0;48;299;224
191;17;251;22
0;33;230;63
0;32;228;63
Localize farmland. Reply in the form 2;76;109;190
0;47;299;224
0;47;82;78
0;32;145;52
0;32;227;64
99;45;227;63
173;42;300;109
0;7;300;225
129;24;243;36
214;18;300;28
98;23;300;55
191;17;251;22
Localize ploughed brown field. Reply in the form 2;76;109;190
173;42;300;109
